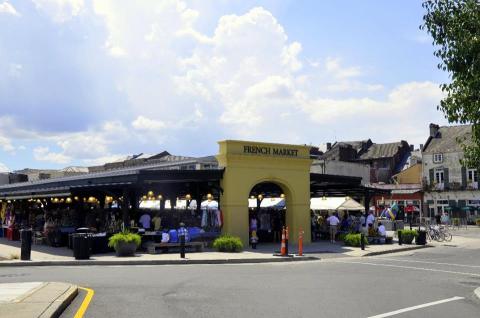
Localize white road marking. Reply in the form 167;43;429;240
333;260;480;277
373;257;480;269
367;296;464;318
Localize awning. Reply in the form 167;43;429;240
310;197;365;211
391;189;421;195
248;198;286;209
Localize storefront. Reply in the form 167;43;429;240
0;140;389;247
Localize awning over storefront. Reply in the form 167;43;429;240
310;197;365;211
248;198;285;209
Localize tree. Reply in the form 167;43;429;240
422;0;480;168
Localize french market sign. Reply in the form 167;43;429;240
243;145;299;157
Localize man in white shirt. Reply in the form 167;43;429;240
139;212;151;230
377;222;386;237
326;213;340;243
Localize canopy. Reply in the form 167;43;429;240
248;198;286;210
310;197;365;211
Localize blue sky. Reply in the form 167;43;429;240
0;0;449;171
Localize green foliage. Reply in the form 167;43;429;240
475;218;480;226
108;231;142;249
452;217;461;226
422;0;480;168
343;233;368;247
212;235;243;252
398;229;418;244
337;233;347;242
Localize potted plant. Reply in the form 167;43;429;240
398;229;417;244
108;230;141;257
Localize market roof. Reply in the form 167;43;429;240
310;173;390;198
358;141;407;160
0;164;224;199
422;124;473;154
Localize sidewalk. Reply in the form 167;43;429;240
0;282;78;318
0;237;429;266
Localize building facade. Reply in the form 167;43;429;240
422;124;480;221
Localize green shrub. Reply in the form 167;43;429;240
337;233;347;242
108;231;142;249
213;235;243;252
343;233;368;247
398;229;417;244
452;218;460;226
476;219;480;227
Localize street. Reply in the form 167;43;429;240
1;239;479;318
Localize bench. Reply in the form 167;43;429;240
144;241;204;254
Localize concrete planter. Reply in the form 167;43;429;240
115;242;138;257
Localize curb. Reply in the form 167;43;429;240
474;287;480;300
39;284;78;318
0;256;319;267
362;245;432;257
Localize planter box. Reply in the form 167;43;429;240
115;242;138;257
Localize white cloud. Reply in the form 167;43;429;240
33;146;71;164
0;2;19;16
0;162;9;172
0;135;15;153
132;116;166;131
325;57;362;79
32;0;84;23
300;81;447;144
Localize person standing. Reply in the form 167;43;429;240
152;213;162;231
366;211;375;227
139;212;151;230
326;213;340;243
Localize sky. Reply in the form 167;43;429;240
0;0;450;172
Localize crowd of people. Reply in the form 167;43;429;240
312;210;387;244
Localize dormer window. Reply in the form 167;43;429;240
433;153;443;163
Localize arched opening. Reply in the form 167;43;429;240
248;182;287;245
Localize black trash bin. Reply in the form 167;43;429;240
73;233;91;260
416;230;427;245
20;229;32;261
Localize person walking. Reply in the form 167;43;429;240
327;213;340;243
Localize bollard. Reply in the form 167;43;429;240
285;226;289;256
20;229;32;261
298;228;304;256
360;233;365;251
180;234;186;258
398;230;403;245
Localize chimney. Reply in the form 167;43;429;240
429;123;439;138
326;142;332;151
420;144;424;151
409;144;414;151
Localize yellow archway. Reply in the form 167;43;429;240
216;140;312;245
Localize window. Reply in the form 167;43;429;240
433;153;443;163
434;168;444;183
436;200;449;205
467;169;478;182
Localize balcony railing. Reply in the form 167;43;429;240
434;183;444;191
467;182;479;190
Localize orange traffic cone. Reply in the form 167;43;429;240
285;226;289;255
280;227;286;256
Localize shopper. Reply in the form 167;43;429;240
326;213;340;243
366;211;375;227
152;213;162;231
139;212;151;230
178;222;189;242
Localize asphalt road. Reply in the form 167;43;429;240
1;239;479;317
